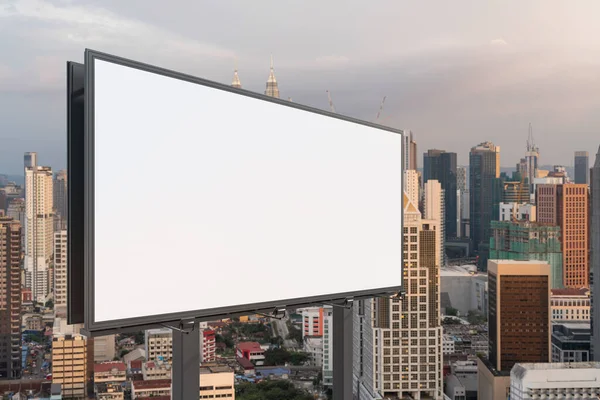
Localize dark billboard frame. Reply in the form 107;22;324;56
77;49;404;336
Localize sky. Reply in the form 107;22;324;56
1;0;600;175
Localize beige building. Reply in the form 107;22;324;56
478;260;551;400
404;170;420;208
25;165;54;302
94;335;117;363
550;287;590;321
53;229;67;314
131;379;171;399
94;361;126;400
199;364;235;399
142;360;172;380
52;331;93;399
424;179;445;268
145;328;173;363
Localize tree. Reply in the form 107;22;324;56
286;325;303;345
120;349;130;358
467;309;487;325
45;299;54;309
445;307;459;316
133;331;145;345
236;380;313;400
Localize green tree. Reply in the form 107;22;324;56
445;307;459;316
133;331;145;345
120;349;130;358
45;299;54;309
236;380;312;400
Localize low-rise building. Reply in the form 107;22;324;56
551;321;591;363
94;362;127;383
304;336;323;368
199;364;235;399
510;362;600;400
236;342;265;366
145;329;172;363
443;335;456;355
131;379;171;399
142;360;172;380
95;382;124;400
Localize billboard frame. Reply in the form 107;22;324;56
81;48;404;337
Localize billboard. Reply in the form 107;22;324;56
75;49;403;335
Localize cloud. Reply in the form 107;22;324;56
490;38;508;46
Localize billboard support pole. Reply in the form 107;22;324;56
171;321;200;400
333;299;353;400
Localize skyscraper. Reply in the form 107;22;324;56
423;150;457;239
354;191;442;399
469;142;501;270
231;68;242;89
591;146;600;360
264;55;280;98
478;260;550;400
525;124;539;195
53;170;68;224
575;151;590;185
537;183;589;288
0;217;22;379
7;198;25;249
24;152;37;170
54;230;67;315
25;165;54;302
425;179;445;268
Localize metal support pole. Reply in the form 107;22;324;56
333;302;353;400
172;322;200;400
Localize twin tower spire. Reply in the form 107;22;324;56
231;55;280;99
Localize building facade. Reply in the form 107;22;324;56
423;150;458;239
551;322;591;363
591;146;600;360
53;230;67;314
424;179;445;268
574;151;589;185
53;170;68;225
52;333;93;399
537;183;589;288
551;288;590;322
264;56;280;98
0;217;22;379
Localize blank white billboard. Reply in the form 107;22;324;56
87;52;403;329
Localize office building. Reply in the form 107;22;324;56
354;192;442;399
52;328;93;399
574;151;589;185
200;364;235;399
592;145;600;360
264;56;279;98
551;288;590;322
537;183;589;288
551;322;591;363
469;142;502;270
489;220;563;288
423;150;458;239
402;131;418;172
478;260;550;400
53;230;67;315
404;170;420;208
25;165;54;302
6;198;25;250
0;217;22;379
510;362;600;400
501;180;529;204
131;379;171;398
424;179;445;267
53;170;68;224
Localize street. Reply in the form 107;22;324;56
271;317;298;350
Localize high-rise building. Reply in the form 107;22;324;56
53;170;68;224
457;167;467;193
525;124;539;195
231;68;242;89
489;220;563;288
0;217;22;379
322;306;333;389
25;165;54;302
199;322;216;364
591;146;600;360
354;192;442;399
53;230;67;315
264;55;280;98
478;260;550;400
537;183;589;288
425;179;445;268
575;151;590;185
469;142;502;270
6;198;25;249
423;150;458;239
404;170;419;208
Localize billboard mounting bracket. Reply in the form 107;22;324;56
325;297;354;309
255;307;287;320
161;319;196;334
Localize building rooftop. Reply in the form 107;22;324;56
512;362;600;380
551;287;590;297
132;379;171;389
237;342;263;352
94;361;126;373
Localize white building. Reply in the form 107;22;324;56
499;203;536;222
510;362;600;400
299;307;323;338
551;288;591;322
441;265;488;316
304;336;323;368
442;335;455;355
25;165;54;302
322;306;333;388
53;230;67;313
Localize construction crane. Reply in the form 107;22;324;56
375;96;387;122
325;90;336;113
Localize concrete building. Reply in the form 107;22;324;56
299;307;324;338
478;260;551;400
574;151;590;185
537;183;589;288
423;150;458;239
551;287;590;321
304;336;323;368
322;306;333;388
444;360;478;400
53;230;67;314
551;321;591;363
425;179;445;268
200;324;216;363
53;170;67;224
199;364;235;399
25;165;54;302
354;192;442;399
236;342;265;366
94;362;127;384
142;360;171;380
6;198;25;249
592;145;600;360
0;217;22;379
469;142;502;270
489;220;563;289
52;332;93;399
131;379;171;399
145;328;172;363
440;265;488;316
498;203;535;222
94;335;116;363
404;170;420;209
510;362;600;400
443;335;456;355
501;180;530;205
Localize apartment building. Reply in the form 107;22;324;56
53;230;67;314
551;287;590;321
52;332;93;399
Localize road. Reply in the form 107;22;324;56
271;317;298;350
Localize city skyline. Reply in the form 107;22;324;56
2;0;600;173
